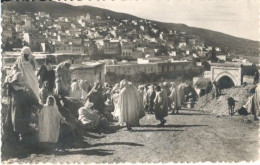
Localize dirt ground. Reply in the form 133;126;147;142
194;85;255;116
2;109;260;163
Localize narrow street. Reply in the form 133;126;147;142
3;109;259;163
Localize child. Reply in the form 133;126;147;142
39;81;51;104
38;95;66;150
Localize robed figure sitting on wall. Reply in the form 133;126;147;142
55;60;72;96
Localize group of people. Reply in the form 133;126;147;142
2;46;199;151
2;47;99;148
4;46;259;154
109;81;197;128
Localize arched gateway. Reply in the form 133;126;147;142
211;63;243;87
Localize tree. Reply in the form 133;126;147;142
206;47;218;62
202;61;210;71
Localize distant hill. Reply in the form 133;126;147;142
2;0;259;56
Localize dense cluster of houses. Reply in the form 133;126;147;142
2;10;225;61
3;10;254;85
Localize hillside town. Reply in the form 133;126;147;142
3;10;252;60
3;10;256;83
2;11;209;56
1;6;260;164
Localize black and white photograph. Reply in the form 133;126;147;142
1;0;259;163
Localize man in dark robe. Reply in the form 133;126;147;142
154;85;168;127
87;82;106;114
37;59;55;93
254;70;259;85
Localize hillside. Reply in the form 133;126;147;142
2;0;259;56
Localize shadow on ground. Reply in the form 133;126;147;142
171;113;210;116
132;129;185;132
55;149;114;156
90;142;144;147
139;124;208;128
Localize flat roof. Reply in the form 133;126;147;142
211;62;252;67
52;53;82;56
70;62;104;70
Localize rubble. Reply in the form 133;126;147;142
194;84;256;116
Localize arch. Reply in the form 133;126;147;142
218;76;235;88
214;71;238;86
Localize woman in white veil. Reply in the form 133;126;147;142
38;95;66;143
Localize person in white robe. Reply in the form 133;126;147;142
178;82;187;106
111;83;120;118
129;82;145;120
38;95;66;143
79;80;90;99
138;85;145;110
143;84;149;112
244;83;260;119
78;100;102;129
12;46;40;100
146;85;156;114
70;79;82;100
169;82;181;114
118;80;139;130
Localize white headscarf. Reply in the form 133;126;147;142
84;100;94;109
17;46;38;70
12;46;40;100
45;95;58;109
120;79;129;89
38;95;64;143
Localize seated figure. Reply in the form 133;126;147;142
78;100;108;130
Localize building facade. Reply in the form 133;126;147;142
106;60;193;76
70;62;105;85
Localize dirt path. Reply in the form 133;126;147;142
3;109;259;163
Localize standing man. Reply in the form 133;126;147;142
169;82;181;114
212;81;219;99
146;85;156;114
154;85;168;126
254;70;259;85
118;80;139;130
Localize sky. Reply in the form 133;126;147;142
56;0;259;41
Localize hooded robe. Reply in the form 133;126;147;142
169;82;181;110
38;96;65;143
118;80;139;125
12;46;40;100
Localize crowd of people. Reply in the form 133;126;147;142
2;46;198;152
2;46;260;154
